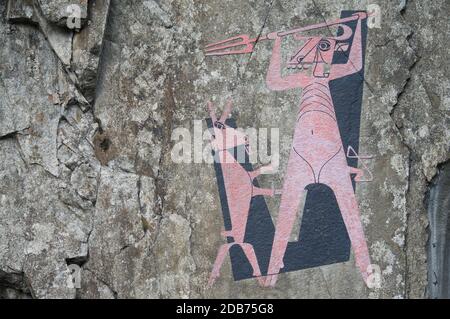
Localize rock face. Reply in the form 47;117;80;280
37;0;88;27
0;0;449;299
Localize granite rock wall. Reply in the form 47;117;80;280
0;0;449;299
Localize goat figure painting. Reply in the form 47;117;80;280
205;11;375;288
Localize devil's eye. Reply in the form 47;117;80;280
318;40;331;51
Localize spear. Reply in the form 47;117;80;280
205;13;364;56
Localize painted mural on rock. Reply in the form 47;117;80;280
205;11;376;288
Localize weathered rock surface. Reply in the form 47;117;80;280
37;0;88;28
6;0;37;24
0;0;448;299
71;0;110;103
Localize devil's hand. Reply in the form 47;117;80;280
353;12;368;20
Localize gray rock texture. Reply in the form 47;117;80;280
0;0;449;299
37;0;88;28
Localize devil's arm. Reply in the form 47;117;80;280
330;14;364;80
266;36;308;91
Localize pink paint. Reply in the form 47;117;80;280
207;100;281;287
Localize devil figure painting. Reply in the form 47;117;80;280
206;11;372;287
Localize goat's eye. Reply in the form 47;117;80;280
214;121;226;130
318;40;331;51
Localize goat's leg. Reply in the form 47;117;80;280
208;244;233;287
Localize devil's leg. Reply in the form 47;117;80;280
240;243;266;286
208;243;234;287
330;182;371;284
320;152;371;285
250;165;282;197
253;187;275;197
264;152;315;286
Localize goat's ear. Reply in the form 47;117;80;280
335;42;349;52
207;101;218;123
219;99;233;123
